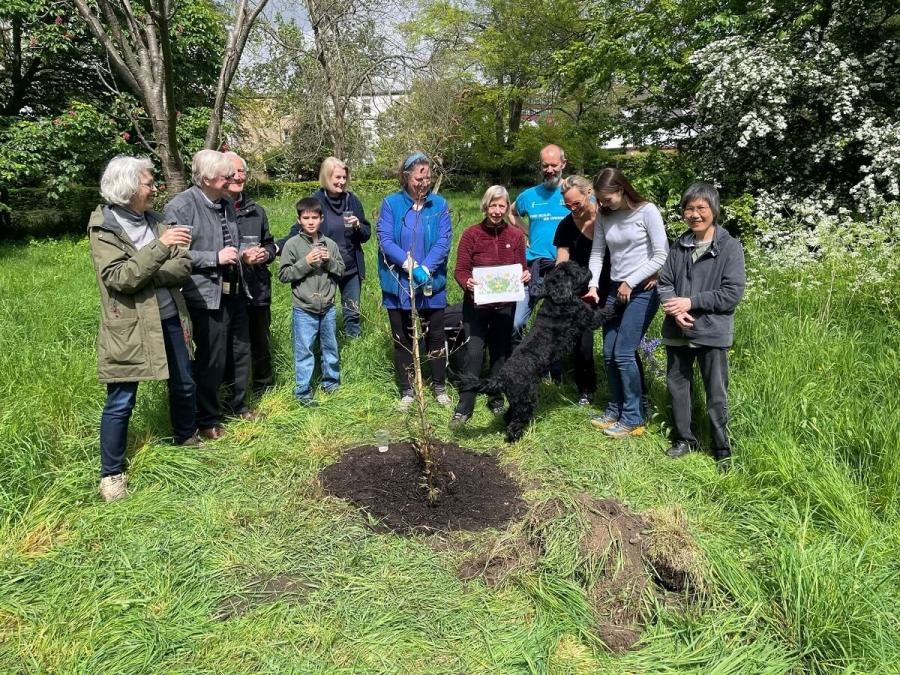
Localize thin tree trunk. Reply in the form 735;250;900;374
205;0;270;149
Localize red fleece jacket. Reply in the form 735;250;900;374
454;219;527;303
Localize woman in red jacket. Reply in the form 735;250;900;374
449;186;531;430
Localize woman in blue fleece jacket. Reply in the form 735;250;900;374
376;152;453;410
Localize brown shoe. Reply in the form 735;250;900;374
234;410;263;422
175;432;203;447
198;426;224;440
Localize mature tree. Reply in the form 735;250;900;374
204;0;269;148
0;1;105;118
405;0;585;182
69;0;267;192
237;1;408;170
557;0;900;212
374;75;475;188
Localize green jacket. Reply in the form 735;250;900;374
278;232;345;314
88;205;194;383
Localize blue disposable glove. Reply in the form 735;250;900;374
412;265;430;285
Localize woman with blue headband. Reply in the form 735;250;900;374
376;152;453;410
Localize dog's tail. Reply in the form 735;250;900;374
456;373;504;396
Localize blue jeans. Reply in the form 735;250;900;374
292;306;340;400
338;273;362;337
602;286;659;426
99;315;196;476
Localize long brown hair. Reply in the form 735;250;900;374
593;168;647;214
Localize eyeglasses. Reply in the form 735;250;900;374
564;201;584;211
683;206;710;215
140;180;157;190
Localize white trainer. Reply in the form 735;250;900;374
99;473;128;502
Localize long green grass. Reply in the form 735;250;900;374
0;191;897;672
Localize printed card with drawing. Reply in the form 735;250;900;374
473;264;525;305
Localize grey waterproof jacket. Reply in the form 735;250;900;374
163;186;243;310
657;226;746;348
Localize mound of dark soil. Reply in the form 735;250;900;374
320;442;526;534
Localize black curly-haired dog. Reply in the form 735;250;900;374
460;260;618;442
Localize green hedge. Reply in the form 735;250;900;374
1;186;101;239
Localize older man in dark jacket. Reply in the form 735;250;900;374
164;149;254;439
225;152;277;394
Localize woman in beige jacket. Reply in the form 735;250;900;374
88;156;197;502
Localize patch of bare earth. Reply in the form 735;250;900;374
458;494;705;654
215;574;316;620
320;442;526;534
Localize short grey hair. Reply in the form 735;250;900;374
680;182;721;221
480;185;510;213
100;155;154;206
191;149;233;185
222;151;247;172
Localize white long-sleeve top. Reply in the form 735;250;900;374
588;202;669;290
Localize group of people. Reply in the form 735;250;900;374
88;143;745;502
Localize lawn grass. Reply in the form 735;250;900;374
0;190;897;672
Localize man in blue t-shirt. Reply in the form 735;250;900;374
509;144;569;338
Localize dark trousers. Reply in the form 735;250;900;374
338;273;362;337
190;294;251;429
573;328;597;396
387;307;446;393
666;345;731;451
455;302;514;415
246;304;274;391
99;316;195;476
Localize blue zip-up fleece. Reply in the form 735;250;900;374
657;226;746;348
376;189;452;310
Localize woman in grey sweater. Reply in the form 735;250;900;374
585;168;669;437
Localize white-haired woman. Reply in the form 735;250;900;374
376;152;453;409
448;185;530;429
163;149;253;440
88;156;197;502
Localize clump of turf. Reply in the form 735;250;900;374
458;494;706;653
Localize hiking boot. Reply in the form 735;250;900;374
448;412;470;431
666;440;697;458
398;392;415;411
577;393;592;407
199;426;225;441
298;397;319;409
602;422;646;438
433;386;452;407
99;473;128;502
590;411;619;430
175;432;202;447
